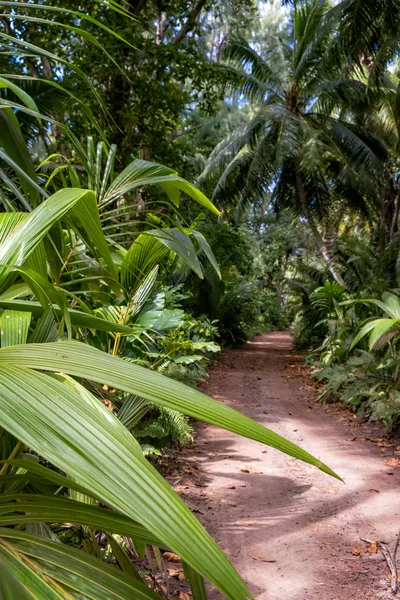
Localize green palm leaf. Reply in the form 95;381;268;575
0;340;340;480
145;228;203;279
0;189;93;292
0;300;141;335
0;528;161;600
100;159;220;215
0;364;252;599
0;495;162;547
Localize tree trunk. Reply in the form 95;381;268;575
390;188;400;241
171;0;208;45
294;161;347;289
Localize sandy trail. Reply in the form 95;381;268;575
182;331;400;600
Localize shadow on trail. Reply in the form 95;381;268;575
188;330;400;600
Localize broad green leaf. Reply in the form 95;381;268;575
0;365;252;599
150;308;185;333
0;212;48;294
183;561;208;600
162;177;220;216
29;309;59;343
68;193;119;282
99;144;117;200
8;268;71;338
0;283;31;301
0;529;161;600
120;234;168;297
191;229;221;278
101;160;182;206
145;228;203;279
0;539;64;599
1;459;96;498
0;189;119;295
351;319;390;349
100;159;220;215
0;300;138;335
0;494;162;546
106;534;142;581
368;318;397;349
118;395;149;429
0;108;39;207
0;310;31;347
0;189;95;293
0;341;340;480
129;264;159;316
0;213;25;244
382;292;400;319
0;76;39;113
360;297;400;318
0;561;33;600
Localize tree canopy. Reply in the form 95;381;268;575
2;0;400;597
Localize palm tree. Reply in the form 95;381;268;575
201;0;386;288
284;0;400;77
330;0;400;79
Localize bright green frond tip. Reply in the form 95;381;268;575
0;340;341;481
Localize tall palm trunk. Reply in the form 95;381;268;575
294;161;347;289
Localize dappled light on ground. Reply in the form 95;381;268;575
178;332;400;600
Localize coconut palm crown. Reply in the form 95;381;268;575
201;0;387;287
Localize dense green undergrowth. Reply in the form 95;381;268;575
292;278;400;432
1;0;400;596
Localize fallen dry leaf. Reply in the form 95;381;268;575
163;552;181;563
241;465;263;474
252;555;276;563
168;568;183;578
352;547;362;556
368;489;380;493
178;478;197;488
385;458;400;467
179;593;191;600
367;542;377;553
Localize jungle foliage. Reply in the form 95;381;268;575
198;0;400;434
0;1;342;599
1;0;400;597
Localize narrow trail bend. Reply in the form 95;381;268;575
182;331;400;600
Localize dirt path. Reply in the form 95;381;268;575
179;331;400;600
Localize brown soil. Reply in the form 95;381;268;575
170;331;400;600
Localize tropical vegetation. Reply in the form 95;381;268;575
1;0;400;597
